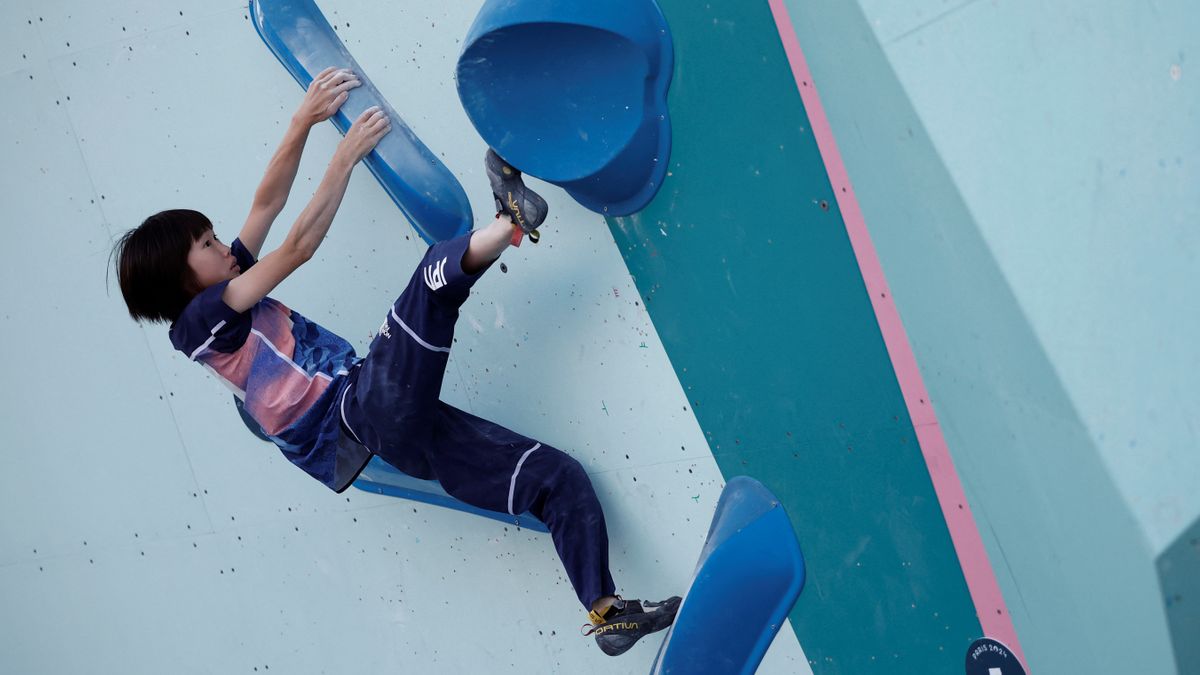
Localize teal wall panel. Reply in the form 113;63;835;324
609;0;984;671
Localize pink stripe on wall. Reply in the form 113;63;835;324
766;0;1026;666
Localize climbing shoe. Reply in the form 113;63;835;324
584;596;682;656
485;148;547;244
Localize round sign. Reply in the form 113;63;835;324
965;637;1026;675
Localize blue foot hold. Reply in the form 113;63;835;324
651;477;806;675
456;0;674;216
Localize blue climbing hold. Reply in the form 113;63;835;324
456;0;674;216
250;0;472;244
650;477;806;675
354;457;549;533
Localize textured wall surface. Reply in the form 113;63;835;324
3;0;1194;673
0;1;809;673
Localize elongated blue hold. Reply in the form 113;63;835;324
354;457;548;533
456;0;674;216
651;477;806;675
250;0;472;244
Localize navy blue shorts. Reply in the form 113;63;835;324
340;233;616;608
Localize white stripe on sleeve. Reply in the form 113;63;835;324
189;320;227;360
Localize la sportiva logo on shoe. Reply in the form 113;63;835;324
593;621;639;634
506;191;525;229
424;256;448;291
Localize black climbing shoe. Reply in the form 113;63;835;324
584;596;682;656
485;148;547;242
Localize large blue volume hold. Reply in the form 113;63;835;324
650;477;806;674
456;0;673;216
250;0;472;244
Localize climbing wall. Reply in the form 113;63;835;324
3;0;1194;673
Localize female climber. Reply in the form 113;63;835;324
111;66;679;656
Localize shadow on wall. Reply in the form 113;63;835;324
1159;514;1200;673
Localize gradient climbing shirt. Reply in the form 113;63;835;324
168;238;369;491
